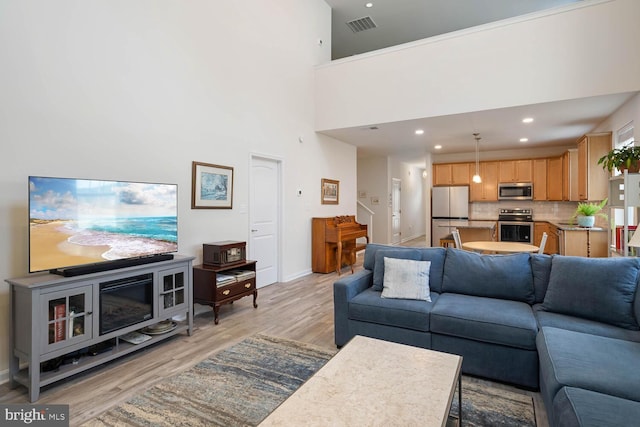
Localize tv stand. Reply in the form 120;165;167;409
6;255;194;402
49;253;175;277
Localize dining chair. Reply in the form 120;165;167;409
538;232;548;254
452;229;463;249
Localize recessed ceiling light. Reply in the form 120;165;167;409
365;2;373;8
520;138;529;142
522;117;534;123
434;145;442;150
415;129;424;135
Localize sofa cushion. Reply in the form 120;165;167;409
372;248;422;291
553;387;640;427
537;327;640;403
381;258;431;301
442;248;535;303
431;293;538;350
533;304;640;342
541;256;640;330
349;288;439;332
530;253;552;303
371;246;446;293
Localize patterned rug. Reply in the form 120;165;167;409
83;335;536;426
450;377;537;427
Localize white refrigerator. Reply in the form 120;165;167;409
431;186;470;247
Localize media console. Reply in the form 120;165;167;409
6;255;194;402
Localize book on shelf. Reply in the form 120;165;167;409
54;303;66;342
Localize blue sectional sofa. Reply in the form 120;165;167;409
333;244;640;426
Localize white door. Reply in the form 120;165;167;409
250;156;281;288
392;178;401;244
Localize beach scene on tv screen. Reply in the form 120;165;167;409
29;177;178;272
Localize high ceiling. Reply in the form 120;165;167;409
322;0;636;159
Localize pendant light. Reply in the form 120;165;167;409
472;133;482;183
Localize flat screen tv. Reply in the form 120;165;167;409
29;176;178;275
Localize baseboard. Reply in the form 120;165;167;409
283;268;313;283
401;234;426;243
0;368;8;386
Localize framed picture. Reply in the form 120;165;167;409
192;161;234;209
321;178;339;205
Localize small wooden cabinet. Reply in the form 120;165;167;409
533;159;547;201
499;160;532;183
433;163;470;186
546;156;564;201
577;132;611;201
193;261;257;325
470;161;498;201
559;230;608;257
534;222;558;255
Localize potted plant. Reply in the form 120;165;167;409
597;143;640;173
570;198;608;227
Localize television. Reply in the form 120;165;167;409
29;176;178;275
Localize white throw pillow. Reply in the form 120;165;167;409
381;257;431;301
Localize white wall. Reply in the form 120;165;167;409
357;156;389;243
0;0;356;380
593;93;640;145
316;0;640;132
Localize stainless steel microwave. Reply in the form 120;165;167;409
498;183;533;200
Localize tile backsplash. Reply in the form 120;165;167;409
470;201;579;222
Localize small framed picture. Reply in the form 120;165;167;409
358;190;367;198
321;178;339;205
192;161;234;209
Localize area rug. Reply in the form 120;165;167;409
449;377;537;427
84;335;536;426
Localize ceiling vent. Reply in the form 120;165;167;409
346;16;377;33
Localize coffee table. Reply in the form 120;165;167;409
259;335;463;426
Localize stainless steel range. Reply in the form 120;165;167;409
498;208;534;244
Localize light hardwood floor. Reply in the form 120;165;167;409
1;237;548;427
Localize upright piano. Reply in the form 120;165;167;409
312;216;369;274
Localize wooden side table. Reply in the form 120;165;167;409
193;261;257;324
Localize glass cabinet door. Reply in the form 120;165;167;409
43;285;93;352
159;267;187;315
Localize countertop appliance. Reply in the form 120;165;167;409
498;208;533;244
498;182;533;201
431;186;469;246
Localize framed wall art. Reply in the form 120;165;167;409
192;161;234;209
321;178;339;205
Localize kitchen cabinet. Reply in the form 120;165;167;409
563;149;579;201
470;161;498;201
577;132;611;201
547;156;563;201
534;222;558;254
499;160;533;183
433;163;470;186
559;229;608;257
533;159;547;201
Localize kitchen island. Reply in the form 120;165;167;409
451;220;497;243
541;221;608;257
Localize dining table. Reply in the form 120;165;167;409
462;241;540;254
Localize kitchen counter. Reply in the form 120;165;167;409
449;220;496;229
544;220;607;232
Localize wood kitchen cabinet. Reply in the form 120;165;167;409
534;222;558;255
533;159;547;201
547;156;563;201
577;132;611;201
499;160;532;183
469;161;498;201
559;230;608;257
433;163;470;186
563;149;579;201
